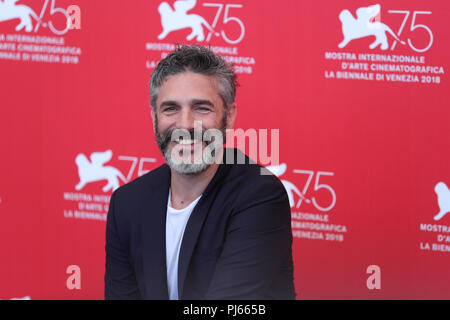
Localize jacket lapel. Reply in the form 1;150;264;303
177;148;235;298
141;164;170;299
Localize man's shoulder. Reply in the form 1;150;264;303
224;150;287;204
113;162;169;200
221;151;291;226
229;161;282;189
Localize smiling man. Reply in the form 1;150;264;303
105;45;295;300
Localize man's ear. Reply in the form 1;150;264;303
226;103;237;129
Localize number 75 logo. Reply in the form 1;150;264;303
388;10;433;53
292;170;337;212
33;0;81;35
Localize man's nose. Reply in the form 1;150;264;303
177;107;195;130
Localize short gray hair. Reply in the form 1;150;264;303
150;45;238;112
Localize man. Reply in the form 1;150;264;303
105;45;295;300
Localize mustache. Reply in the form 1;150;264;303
157;127;216;153
154;114;228;156
161;128;203;144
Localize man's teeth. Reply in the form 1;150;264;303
177;139;201;145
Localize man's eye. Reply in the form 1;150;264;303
163;107;176;112
196;106;211;112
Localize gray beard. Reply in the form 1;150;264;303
154;115;227;175
164;149;212;175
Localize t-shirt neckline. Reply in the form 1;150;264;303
167;188;202;212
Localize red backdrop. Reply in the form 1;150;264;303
1;0;449;299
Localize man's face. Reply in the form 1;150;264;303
152;71;235;175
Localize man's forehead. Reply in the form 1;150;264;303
160;71;219;88
157;72;222;103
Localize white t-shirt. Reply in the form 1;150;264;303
166;188;202;300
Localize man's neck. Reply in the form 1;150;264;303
169;150;223;210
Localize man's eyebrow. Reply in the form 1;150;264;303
160;100;180;108
190;99;214;107
159;99;215;109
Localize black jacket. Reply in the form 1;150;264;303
105;148;295;299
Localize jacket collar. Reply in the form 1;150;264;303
177;148;235;297
141;148;237;299
141;163;170;299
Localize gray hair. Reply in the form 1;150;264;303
150;45;238;113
